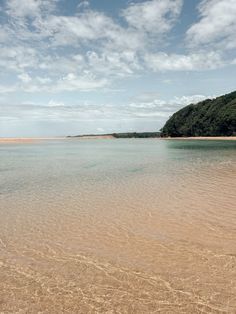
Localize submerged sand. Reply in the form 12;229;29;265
1;167;236;313
0;140;235;313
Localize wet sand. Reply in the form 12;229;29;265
0;137;66;143
1;136;236;143
0;138;39;143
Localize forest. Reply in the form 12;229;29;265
161;91;236;137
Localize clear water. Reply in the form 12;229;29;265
1;139;235;195
0;139;236;313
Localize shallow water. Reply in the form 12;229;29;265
0;139;236;313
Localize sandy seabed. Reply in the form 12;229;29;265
0;140;236;313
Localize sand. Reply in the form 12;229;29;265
1;136;236;144
0;137;66;143
0;140;235;313
0;138;39;143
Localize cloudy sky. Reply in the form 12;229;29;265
0;0;236;136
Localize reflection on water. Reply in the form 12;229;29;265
166;139;236;150
0;139;236;313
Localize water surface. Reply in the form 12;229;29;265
0;139;236;313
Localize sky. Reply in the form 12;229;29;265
0;0;236;137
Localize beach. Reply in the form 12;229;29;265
0;137;66;143
0;138;39;143
1;136;236;143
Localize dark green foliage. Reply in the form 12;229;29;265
112;132;160;138
69;132;161;138
161;91;236;137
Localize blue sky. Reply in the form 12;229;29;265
0;0;236;136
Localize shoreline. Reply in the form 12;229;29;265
0;137;66;143
68;135;115;140
68;135;236;140
0;136;236;143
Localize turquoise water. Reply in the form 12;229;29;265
1;139;235;197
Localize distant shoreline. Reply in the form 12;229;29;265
1;136;236;143
0;137;66;143
68;135;115;139
69;135;236;140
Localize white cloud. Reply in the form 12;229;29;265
54;72;108;92
144;51;224;71
0;3;144;86
171;95;213;106
86;50;142;77
0;85;17;94
32;10;132;50
77;1;90;10
47;100;65;107
187;0;236;49
0;28;8;42
0;53;112;93
18;73;32;83
0;72;109;93
122;0;183;35
0;94;211;122
28;0;183;49
0;0;234;98
6;0;57;18
36;76;52;84
0;46;38;72
126;94;214;120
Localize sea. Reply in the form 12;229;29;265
0;139;236;313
